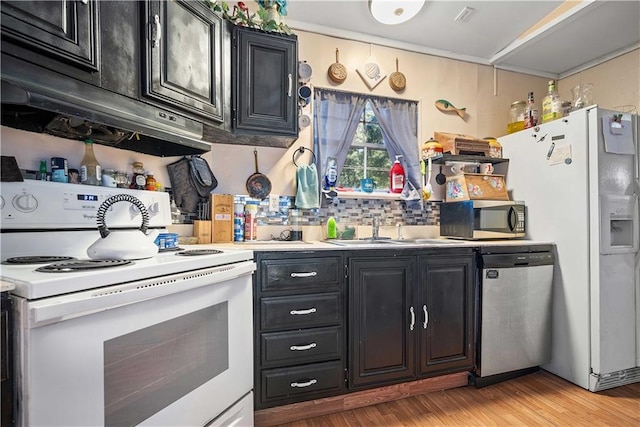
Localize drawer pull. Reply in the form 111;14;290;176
290;379;317;388
290;343;317;351
290;272;318;278
290;308;317;315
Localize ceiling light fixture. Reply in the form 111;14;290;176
454;6;475;23
369;0;426;25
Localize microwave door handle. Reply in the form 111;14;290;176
508;206;517;232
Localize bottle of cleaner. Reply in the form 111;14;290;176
390;155;405;193
326;217;337;239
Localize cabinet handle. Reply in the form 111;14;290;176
290;343;317;351
287;73;292;97
290;271;317;278
152;15;162;48
290;379;317;388
410;306;415;331
423;305;428;329
290;308;317;315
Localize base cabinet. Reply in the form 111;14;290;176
254;252;345;410
347;249;476;389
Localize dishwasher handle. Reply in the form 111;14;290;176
482;252;554;268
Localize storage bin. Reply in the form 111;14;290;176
434;132;490;156
445;173;509;201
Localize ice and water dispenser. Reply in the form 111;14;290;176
600;194;639;254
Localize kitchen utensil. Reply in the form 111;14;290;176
87;194;160;260
389;57;406;91
435;165;446;185
246;149;272;199
328;48;347;83
424;157;433;200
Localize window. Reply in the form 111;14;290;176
339;101;391;190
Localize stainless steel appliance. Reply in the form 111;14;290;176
439;200;526;240
501;106;640;391
0;180;255;426
472;246;554;387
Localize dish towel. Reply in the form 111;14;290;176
295;164;320;209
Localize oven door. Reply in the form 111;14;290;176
13;261;255;427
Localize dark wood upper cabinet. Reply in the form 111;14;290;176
232;25;297;136
1;0;99;72
142;0;223;122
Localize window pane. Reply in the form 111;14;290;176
370;170;389;190
368;148;391;168
364;124;383;145
352;123;366;145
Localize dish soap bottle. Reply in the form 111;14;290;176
326;217;337;239
390;155;405;193
80;138;102;186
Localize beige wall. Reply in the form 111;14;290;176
1;31;637;198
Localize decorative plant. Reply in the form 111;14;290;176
206;0;291;34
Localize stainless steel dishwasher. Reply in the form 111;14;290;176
471;246;554;387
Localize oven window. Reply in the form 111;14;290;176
104;302;228;426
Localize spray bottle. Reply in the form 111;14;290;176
390;155;405;193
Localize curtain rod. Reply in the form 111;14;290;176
313;86;419;104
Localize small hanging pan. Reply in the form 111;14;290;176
246;149;272;199
328;48;347;84
389;57;406;91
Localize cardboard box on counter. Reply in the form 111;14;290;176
211;194;233;243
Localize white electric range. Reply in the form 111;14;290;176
0;180;255;427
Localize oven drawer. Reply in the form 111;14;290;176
261;360;343;401
261;326;342;367
260;257;342;292
260;292;342;330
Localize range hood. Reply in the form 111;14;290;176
1;54;211;157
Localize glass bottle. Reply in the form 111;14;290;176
542;80;561;123
130;162;146;190
524;92;538;129
115;170;129;188
508;101;526;134
39;160;48;181
145;171;157;191
80;139;102;186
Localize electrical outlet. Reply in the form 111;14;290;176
268;194;279;212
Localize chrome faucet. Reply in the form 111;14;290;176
396;222;403;240
372;217;380;239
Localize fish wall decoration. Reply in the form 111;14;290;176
435;99;466;118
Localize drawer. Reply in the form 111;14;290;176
261;292;342;330
260;257;342;292
261;360;343;401
261;326;342;367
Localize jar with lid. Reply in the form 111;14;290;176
115;170;129;188
130;162;146;190
80;139;102;186
101;169;117;187
484;137;502;159
145;171;157;191
421;138;443;160
507;101;526;134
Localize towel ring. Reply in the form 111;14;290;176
293;146;316;167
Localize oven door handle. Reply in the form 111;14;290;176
26;261;256;328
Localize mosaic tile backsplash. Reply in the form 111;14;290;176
232;195;441;227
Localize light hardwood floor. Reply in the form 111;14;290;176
274;371;640;426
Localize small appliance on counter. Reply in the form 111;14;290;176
439;200;526;240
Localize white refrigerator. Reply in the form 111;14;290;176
499;106;639;391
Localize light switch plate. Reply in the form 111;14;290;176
268;194;279;212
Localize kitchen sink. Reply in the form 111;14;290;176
393;238;460;245
325;238;404;246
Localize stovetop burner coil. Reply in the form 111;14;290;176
4;256;76;265
36;259;133;272
175;249;224;256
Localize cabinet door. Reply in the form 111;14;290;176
418;255;475;376
1;0;98;71
143;0;223;122
349;256;416;388
232;26;297;135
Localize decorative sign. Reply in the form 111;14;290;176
356;56;386;90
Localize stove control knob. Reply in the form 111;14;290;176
13;193;38;212
147;202;159;216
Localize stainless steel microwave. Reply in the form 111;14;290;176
440;200;526;240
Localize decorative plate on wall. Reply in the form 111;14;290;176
356;55;386;90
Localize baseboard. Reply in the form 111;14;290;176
254;372;469;426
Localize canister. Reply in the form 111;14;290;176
508;101;526;134
421;138;443;160
484;137;502;159
101;169;117;187
50;157;68;183
234;203;245;242
244;202;258;241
